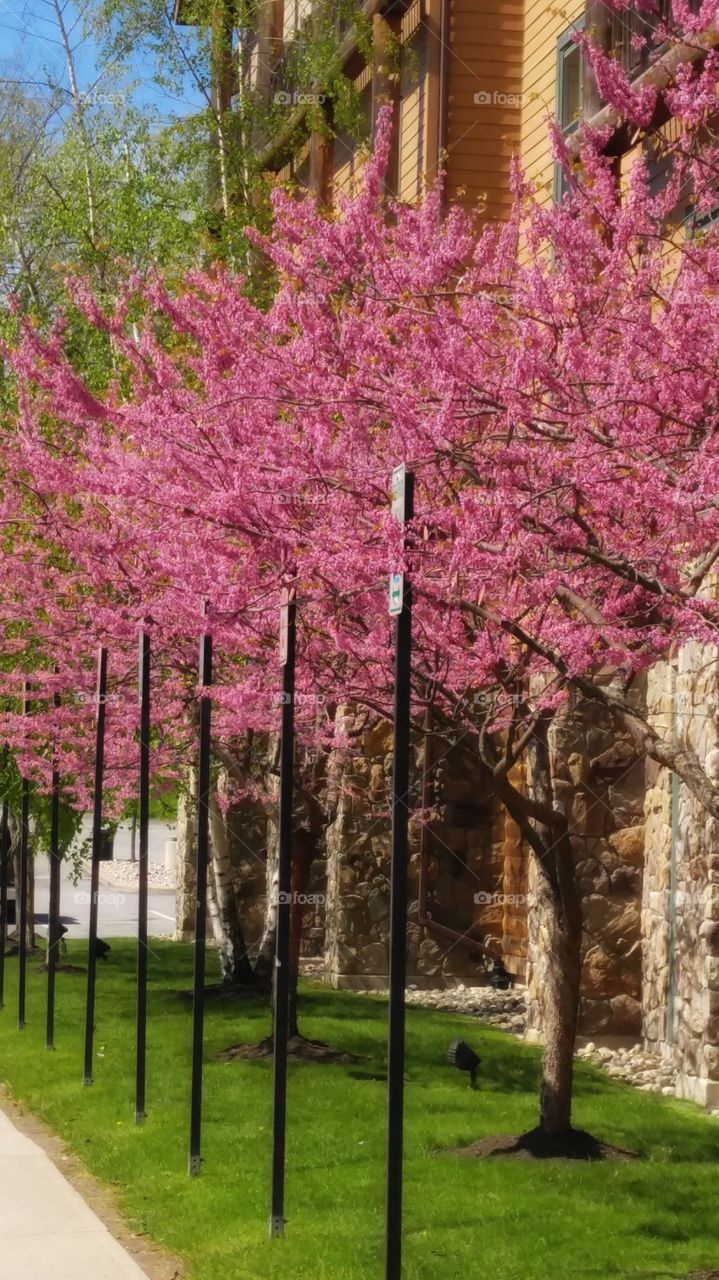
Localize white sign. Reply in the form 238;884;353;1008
388;572;404;616
391;464;407;522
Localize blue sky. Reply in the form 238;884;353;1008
0;0;206;119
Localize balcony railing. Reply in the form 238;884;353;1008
590;0;700;83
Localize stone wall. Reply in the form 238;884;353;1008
643;649;719;1107
324;710;515;989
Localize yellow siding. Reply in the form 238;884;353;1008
397;2;428;203
520;0;584;197
444;0;525;222
332;67;372;199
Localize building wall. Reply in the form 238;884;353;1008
323;708;523;988
523;694;645;1043
397;0;428;203
444;0;524;219
519;0;583;197
643;651;719;1107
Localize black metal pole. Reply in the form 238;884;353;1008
385;467;414;1280
269;589;296;1240
46;687;62;1049
83;647;108;1086
18;682;31;1032
0;801;9;1010
188;613;212;1176
135;629;151;1124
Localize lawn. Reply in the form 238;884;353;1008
0;939;718;1280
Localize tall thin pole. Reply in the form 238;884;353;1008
269;588;296;1240
0;800;9;1010
135;629;151;1124
385;466;414;1280
18;682;31;1032
46;686;62;1049
83;647;108;1086
188;609;212;1176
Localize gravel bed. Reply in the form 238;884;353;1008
577;1041;679;1097
339;978;528;1035
85;858;178;891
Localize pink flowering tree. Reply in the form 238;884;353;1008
4;3;719;1134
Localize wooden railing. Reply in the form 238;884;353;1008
588;0;700;85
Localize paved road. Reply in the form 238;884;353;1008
0;1107;151;1279
33;819;177;941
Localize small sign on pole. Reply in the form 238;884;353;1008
388;572;404;617
279;587;294;666
391;464;410;523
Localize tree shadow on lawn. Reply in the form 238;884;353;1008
289;985;544;1091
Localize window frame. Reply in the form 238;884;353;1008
553;15;586;205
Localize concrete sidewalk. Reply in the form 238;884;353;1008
0;1107;151;1279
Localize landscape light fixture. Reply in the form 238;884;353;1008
447;1039;481;1090
489;960;512;990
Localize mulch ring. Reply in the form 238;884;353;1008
448;1126;640;1162
214;1035;365;1064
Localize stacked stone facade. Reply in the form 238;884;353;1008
643;650;719;1107
323;710;516;988
525;695;646;1042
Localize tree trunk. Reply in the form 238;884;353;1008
208;785;254;985
534;877;582;1135
525;718;583;1136
255;819;278;987
11;813;35;950
175;769;198;941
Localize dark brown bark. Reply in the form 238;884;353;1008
525;718;583;1136
486;712;582;1137
534;877;582;1135
10;815;35;950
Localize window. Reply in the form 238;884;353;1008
554;18;585;204
685;200;719;238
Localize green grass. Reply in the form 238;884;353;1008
1;940;718;1280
